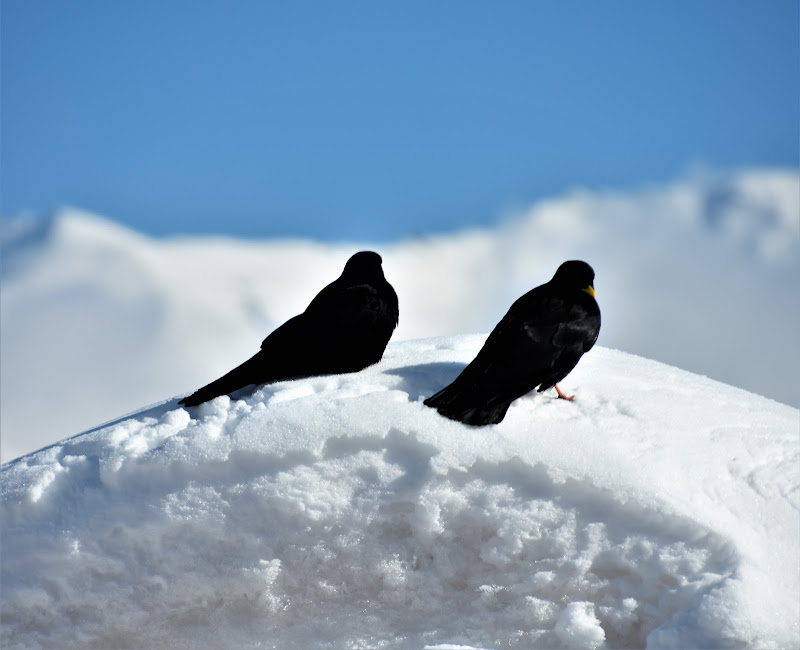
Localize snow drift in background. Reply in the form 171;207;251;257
2;339;798;649
1;168;798;461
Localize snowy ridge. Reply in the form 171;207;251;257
2;339;798;649
1;168;798;461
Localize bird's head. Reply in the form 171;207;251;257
552;260;596;297
341;251;385;280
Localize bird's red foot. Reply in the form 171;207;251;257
554;384;574;401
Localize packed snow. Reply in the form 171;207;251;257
2;337;798;649
1;168;798;461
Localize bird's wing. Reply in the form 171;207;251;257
520;296;574;344
256;281;397;378
536;297;600;352
458;293;580;386
256;281;382;352
260;313;310;352
480;293;565;356
522;295;600;390
256;277;363;355
309;282;381;318
253;312;321;381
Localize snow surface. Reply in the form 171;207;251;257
2;337;798;649
1;168;798;462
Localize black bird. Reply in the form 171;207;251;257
424;260;600;425
179;251;399;407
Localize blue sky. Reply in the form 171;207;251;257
2;1;798;241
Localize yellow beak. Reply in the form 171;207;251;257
582;286;596;298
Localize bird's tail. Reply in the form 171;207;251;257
178;354;262;407
423;386;511;426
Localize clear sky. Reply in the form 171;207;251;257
2;1;798;241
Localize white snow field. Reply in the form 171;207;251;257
1;168;798;462
2;338;798;649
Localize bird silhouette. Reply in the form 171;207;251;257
179;251;399;407
424;260;600;425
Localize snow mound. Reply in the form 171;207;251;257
2;338;798;649
2;168;799;462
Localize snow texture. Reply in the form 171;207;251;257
2;338;798;649
1;168;799;461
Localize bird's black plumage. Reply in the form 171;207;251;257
179;251;399;407
424;260;600;425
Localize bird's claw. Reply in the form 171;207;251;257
554;384;574;401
